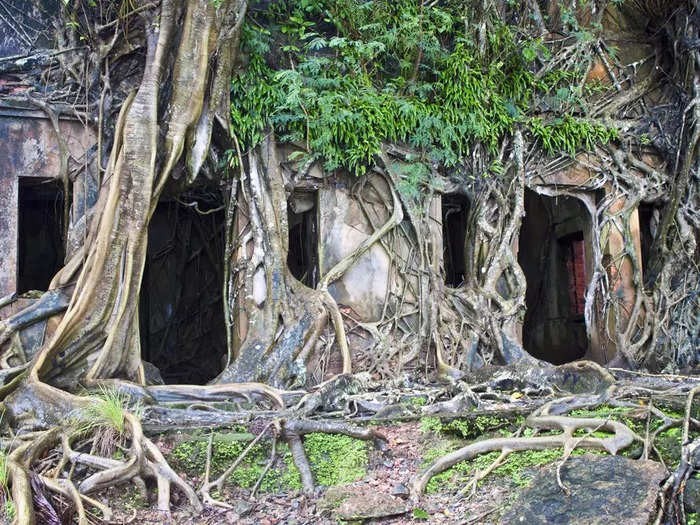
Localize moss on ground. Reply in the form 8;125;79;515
420;415;513;439
168;428;368;492
422;442;589;493
569;403;690;468
417;406;691;494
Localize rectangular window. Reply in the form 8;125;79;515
288;191;318;287
442;194;470;287
17;178;65;293
562;233;586;316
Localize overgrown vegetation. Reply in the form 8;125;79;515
169;429;368;491
230;0;617;175
418;402;695;494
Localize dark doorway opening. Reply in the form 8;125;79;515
139;198;227;384
638;203;657;278
18;178;65;293
518;190;590;364
287;191;318;287
442;194;470;287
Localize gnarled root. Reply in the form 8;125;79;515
65;413;201;513
4;411;203;523
146;382;286;409
411;415;636;497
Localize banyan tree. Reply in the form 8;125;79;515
0;0;697;522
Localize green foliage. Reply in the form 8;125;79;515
419;416;443;434
413;508;430;519
0;449;7;490
169;433;284;490
419;415;510;439
231;0;616;176
2;500;14;523
409;396;427;407
655;426;682;469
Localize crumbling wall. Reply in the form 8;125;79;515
0;104;93;298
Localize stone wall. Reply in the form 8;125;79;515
0;102;93;298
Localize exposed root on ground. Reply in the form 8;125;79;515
281;419;387;495
411;415;636;497
5;413;200;524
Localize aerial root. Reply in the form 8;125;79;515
411;415;636;498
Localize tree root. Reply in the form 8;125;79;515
411;415;636;497
653;385;700;525
4;410;204;523
199;420;277;507
146;382;286;408
282;419;387;495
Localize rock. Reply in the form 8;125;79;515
500;454;666;525
374;403;413;418
317;485;357;514
231;499;254;517
142;360;165;385
336;492;410;521
391;483;409;499
685;476;700;513
318;484;409;521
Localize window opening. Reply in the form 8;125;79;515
139;198;227;384
18;178;65;293
442;194;470;287
287;191;318;287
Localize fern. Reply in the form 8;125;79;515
230;1;617;176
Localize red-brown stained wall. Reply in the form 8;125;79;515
0;108;93;297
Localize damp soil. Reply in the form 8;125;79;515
104;421;521;525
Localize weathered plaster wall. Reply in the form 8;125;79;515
0;0;57;58
0;105;93;297
318;175;393;322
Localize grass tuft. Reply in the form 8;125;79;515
78;386;142;456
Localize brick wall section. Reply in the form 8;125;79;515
565;238;587;316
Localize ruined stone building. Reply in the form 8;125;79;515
0;2;661;382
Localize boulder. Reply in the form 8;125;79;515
685;476;700;513
500;454;666;525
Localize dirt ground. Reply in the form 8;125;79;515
104;421;521;525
